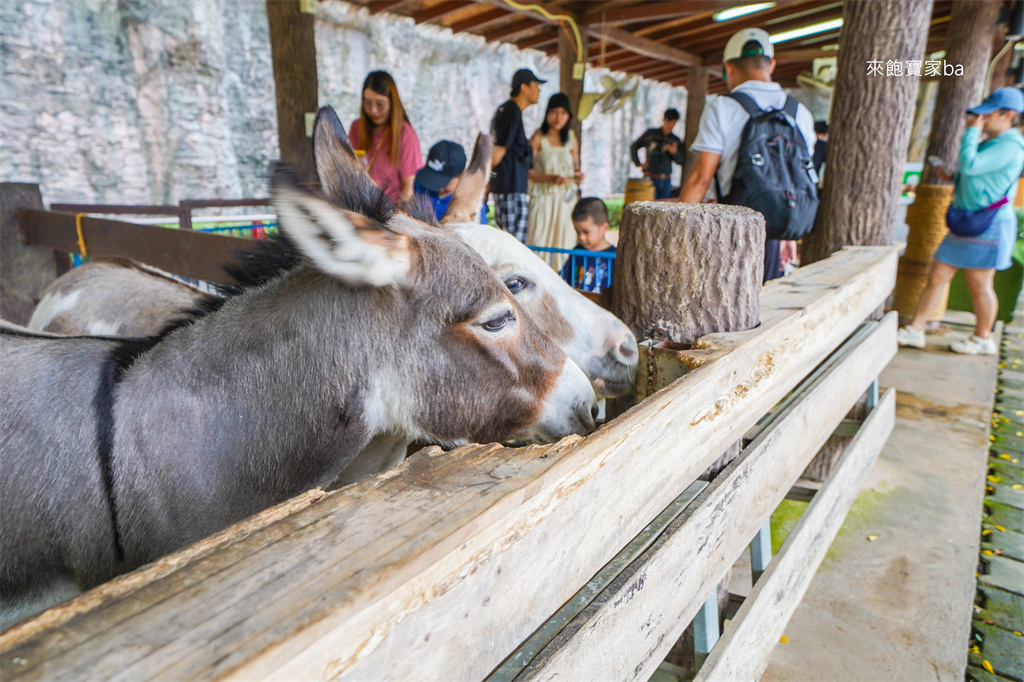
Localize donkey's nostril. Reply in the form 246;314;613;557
616;332;639;362
591;403;600;421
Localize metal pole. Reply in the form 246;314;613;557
693;590;720;669
749;519;772;583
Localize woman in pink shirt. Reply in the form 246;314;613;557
349;71;423;202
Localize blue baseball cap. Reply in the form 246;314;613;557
967;87;1024;115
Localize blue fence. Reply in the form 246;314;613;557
528;246;616;294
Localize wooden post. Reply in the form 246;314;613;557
681;65;709;190
801;0;934;265
684;65;708;152
612;201;764;675
266;0;319;174
0;183;55;325
559;19;586;147
613;203;763;346
987;24;1013;92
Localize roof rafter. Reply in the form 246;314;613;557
412;1;473;24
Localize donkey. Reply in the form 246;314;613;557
0;165;597;628
28;258;209;336
29;110;638;400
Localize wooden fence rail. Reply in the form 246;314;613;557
16;208;249;285
0;245;899;681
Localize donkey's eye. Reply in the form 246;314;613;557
482;312;515;332
504;276;530;294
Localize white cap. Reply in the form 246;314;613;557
723;28;774;62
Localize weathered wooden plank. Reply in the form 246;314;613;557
16;209;249;284
0;246;899;682
515;316;896;681
695;389;897;682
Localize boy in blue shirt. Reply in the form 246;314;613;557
561;197;616;293
414;140;487;223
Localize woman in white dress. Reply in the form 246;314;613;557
527;93;584;254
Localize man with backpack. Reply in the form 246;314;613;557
679;28;818;282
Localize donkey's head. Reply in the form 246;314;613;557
440;136;639;398
313;106;637;399
293;109;596;445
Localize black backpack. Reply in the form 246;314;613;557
719;92;819;241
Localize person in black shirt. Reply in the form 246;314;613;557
812;120;828;177
490;68;545;243
630;108;686;199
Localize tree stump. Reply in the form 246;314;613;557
613;202;763;347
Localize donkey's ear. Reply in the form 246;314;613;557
312;105;364;201
440;133;493;226
271;167;411;288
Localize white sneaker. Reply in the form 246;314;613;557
897;326;925;348
949;335;996;355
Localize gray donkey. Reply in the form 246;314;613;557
0;162;597;628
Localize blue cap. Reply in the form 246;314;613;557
967;87;1024;115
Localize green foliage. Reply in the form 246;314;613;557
605;197;624;231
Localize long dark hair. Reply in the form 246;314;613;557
358;70;411;165
540;92;572;146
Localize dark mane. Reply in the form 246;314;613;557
401;193;441;228
151;161;399;341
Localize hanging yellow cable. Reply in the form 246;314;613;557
500;0;584;75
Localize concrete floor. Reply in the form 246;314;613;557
762;315;998;681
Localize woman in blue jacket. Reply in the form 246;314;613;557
898;88;1024;355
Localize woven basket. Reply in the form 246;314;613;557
894;184;954;323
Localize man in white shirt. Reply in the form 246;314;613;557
679;28;817;281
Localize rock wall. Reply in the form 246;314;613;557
0;0;688;205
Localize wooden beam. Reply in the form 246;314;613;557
411;0;470;24
599;25;701;66
266;0;318;174
583;1;729;25
366;0;421;15
685;65;709;150
484;17;544;43
0;246;900;682
516;28;558;50
597;52;655;72
560;18;586;149
695;390;897;681
645;0;834;44
449;7;506;33
15;209;249;285
685;6;845;56
635;63;685;80
518;327;897;681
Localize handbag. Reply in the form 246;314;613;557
945;174;1014;238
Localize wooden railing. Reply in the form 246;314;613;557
0;244;899;681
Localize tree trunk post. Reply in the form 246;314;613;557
682;65;709;190
611;202;764;675
987;24;1014;92
559;20;586;147
267;0;319;175
613;203;762;346
0;183;55;325
921;0;1001;185
893;0;1001;327
801;0;935;265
